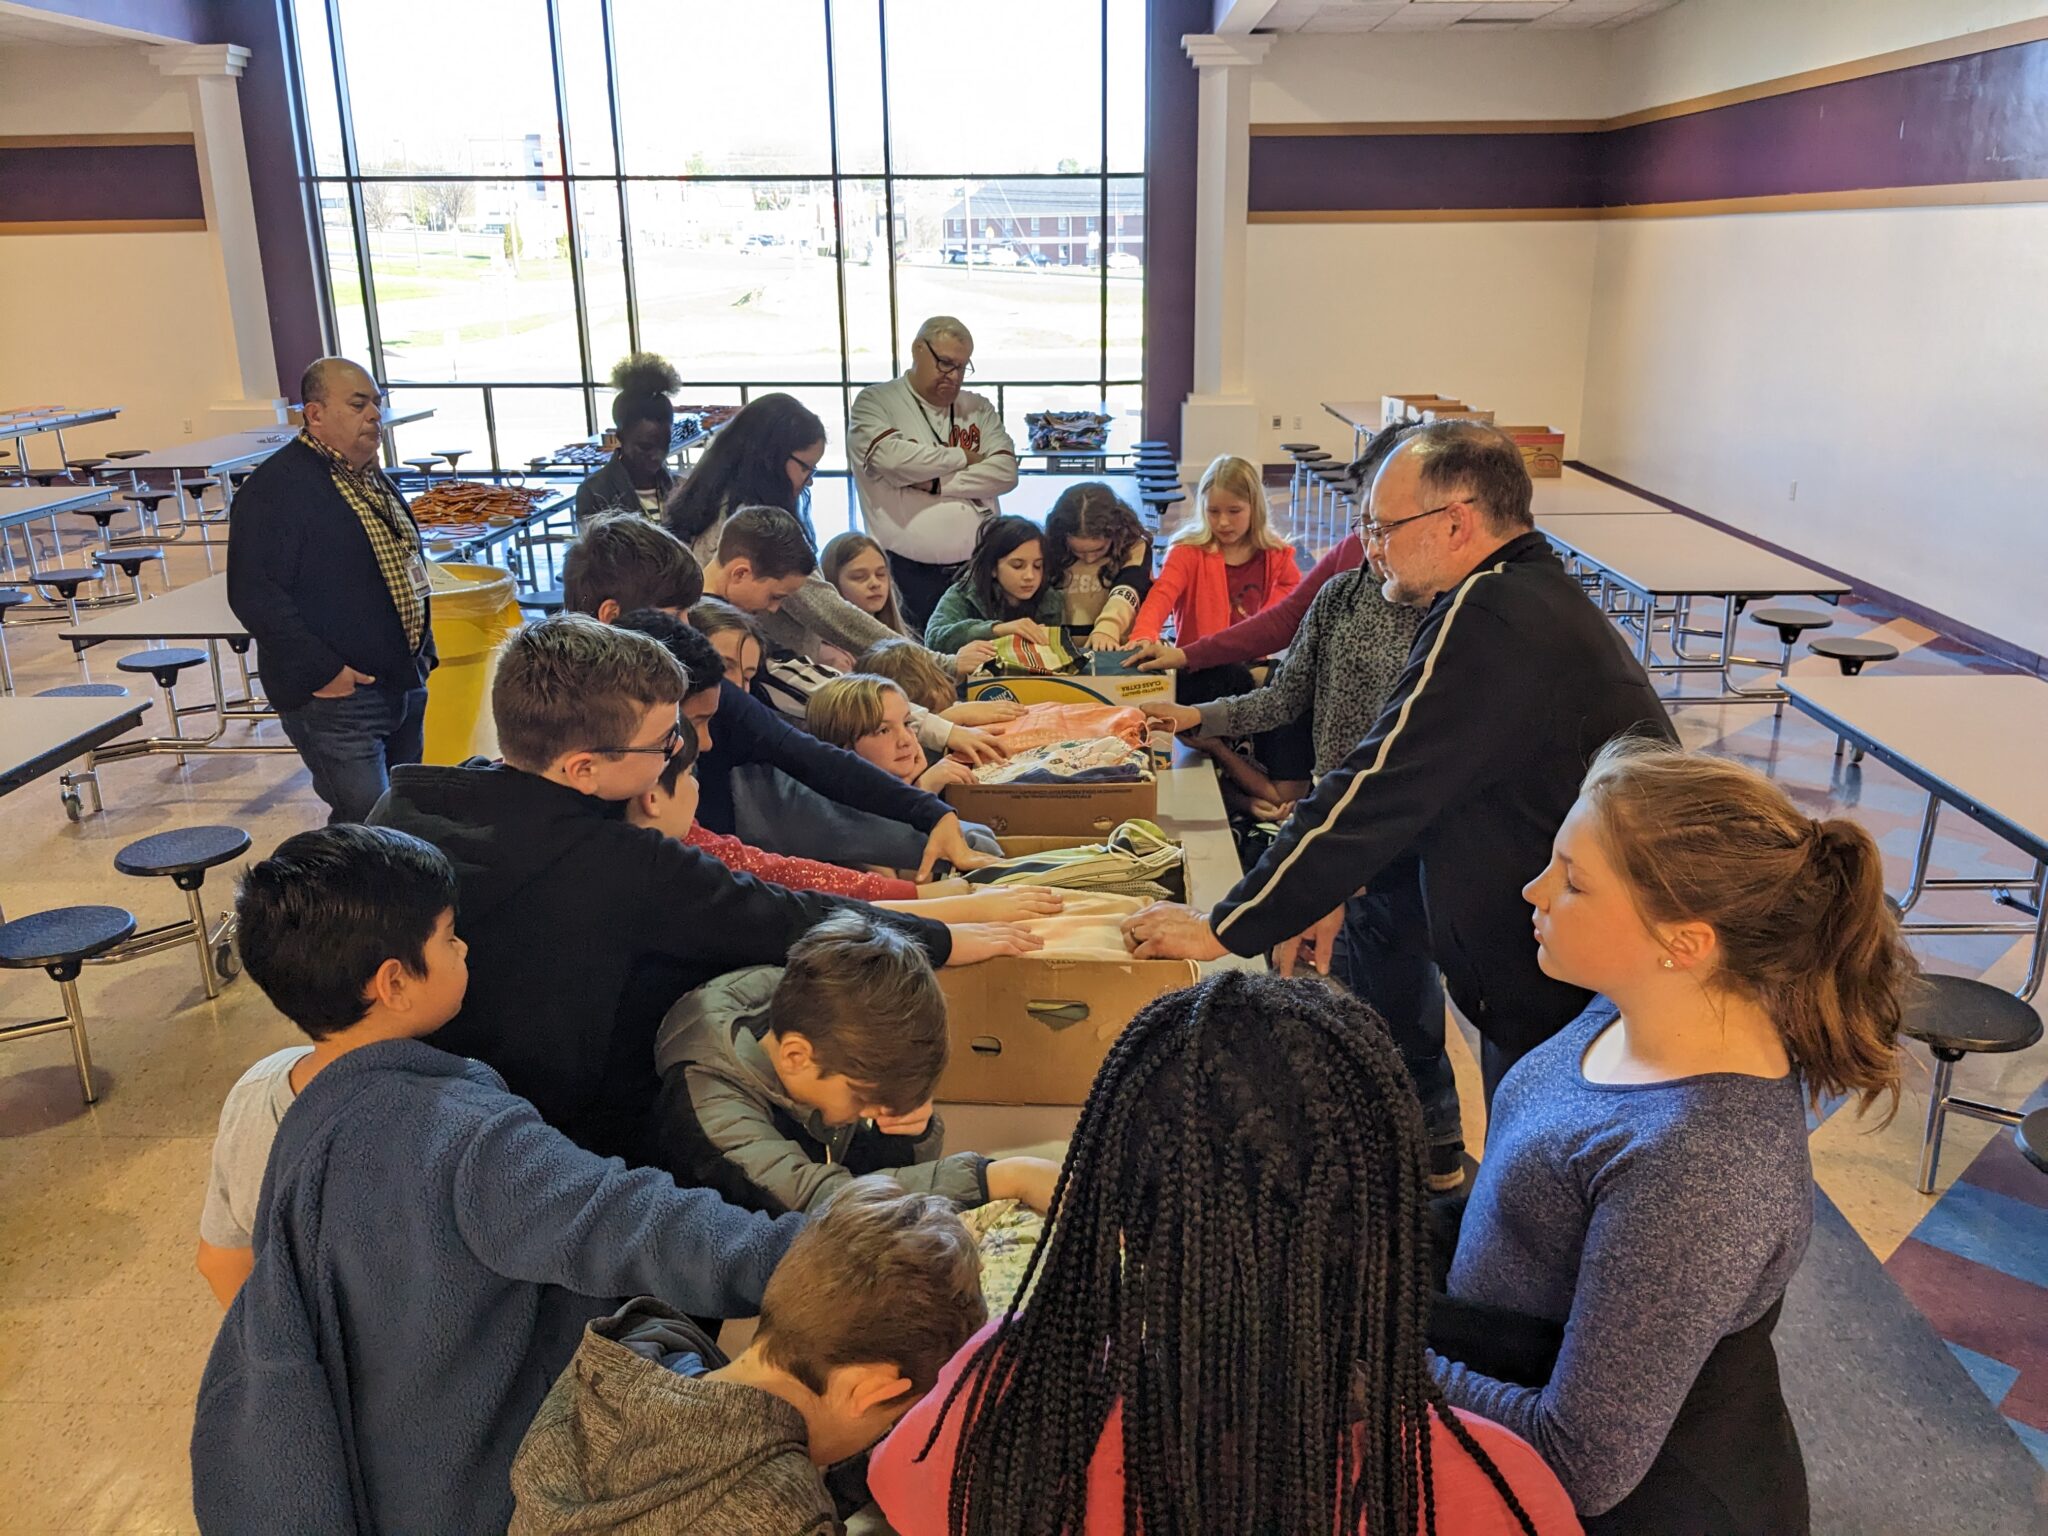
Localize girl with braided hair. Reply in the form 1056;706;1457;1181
1433;738;1913;1533
576;352;683;524
867;970;1577;1535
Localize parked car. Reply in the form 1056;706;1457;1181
975;245;1023;267
1105;250;1141;271
943;246;969;265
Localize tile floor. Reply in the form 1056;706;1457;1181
0;484;2043;1529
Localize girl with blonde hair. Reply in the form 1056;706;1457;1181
806;674;975;796
1433;738;1913;1534
1131;454;1298;653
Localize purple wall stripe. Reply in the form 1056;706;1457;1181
0;142;205;224
1251;36;2048;214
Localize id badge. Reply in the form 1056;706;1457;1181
405;552;432;602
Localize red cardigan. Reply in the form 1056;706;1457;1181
1131;541;1301;649
1182;531;1364;670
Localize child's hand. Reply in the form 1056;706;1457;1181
1127;642;1186;673
1083;630;1124;652
1142;701;1202;734
994;619;1052;645
873;1102;934;1137
943;923;1045;965
987;1156;1062;1215
916;876;972;898
916;886;1065;924
917;757;977;792
1248;796;1297;822
953;640;998;676
946;725;1009;764
943;699;1026;727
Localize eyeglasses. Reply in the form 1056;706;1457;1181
920;338;974;379
786;452;819;484
1358;501;1462;547
599;711;685;759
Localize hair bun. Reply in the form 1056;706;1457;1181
608;351;682;398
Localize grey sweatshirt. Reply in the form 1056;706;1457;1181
1194;566;1423;778
653;967;990;1215
511;1298;838;1535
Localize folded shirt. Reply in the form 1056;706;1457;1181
997;890;1149;961
973;737;1152;787
959;819;1184;901
988;702;1151;756
989;632;1081;674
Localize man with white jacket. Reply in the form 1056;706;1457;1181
849;315;1019;628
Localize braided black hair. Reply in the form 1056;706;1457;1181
609;351;681;433
923;971;1539;1536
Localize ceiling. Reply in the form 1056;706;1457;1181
1253;0;1684;31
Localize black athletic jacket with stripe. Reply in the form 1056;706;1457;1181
1211;530;1674;1055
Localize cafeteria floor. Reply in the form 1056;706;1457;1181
0;479;2042;1531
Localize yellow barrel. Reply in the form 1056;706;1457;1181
420;563;524;765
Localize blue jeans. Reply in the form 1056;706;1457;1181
1332;856;1462;1147
279;685;429;824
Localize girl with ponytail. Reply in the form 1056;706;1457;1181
867;970;1579;1535
1433;737;1914;1534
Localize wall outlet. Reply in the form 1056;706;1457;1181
1788;481;1798;501
182;418;194;435
1292;416;1302;430
1271;416;1281;428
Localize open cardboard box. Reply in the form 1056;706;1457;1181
942;776;1157;837
1382;393;1448;426
963;648;1176;712
935;833;1198;1105
1499;424;1566;477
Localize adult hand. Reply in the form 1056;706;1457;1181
942;922;1045;966
872;1101;934;1138
917;813;999;881
986;1155;1062;1215
1120;902;1228;962
946;724;1010;763
1247;796;1297;823
1273;906;1346;979
1126;642;1186;673
953;640;998;677
1142;701;1202;735
944;699;1026;728
916;757;977;794
960;444;987;469
993;619;1053;645
313;665;375;699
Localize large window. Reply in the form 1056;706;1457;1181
292;0;1146;480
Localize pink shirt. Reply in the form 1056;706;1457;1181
870;1319;1583;1535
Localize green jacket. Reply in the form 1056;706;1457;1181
922;580;1067;653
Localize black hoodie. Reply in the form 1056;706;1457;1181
371;762;950;1161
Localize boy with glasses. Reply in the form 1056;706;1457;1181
849;315;1018;629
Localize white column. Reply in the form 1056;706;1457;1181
1179;31;1271;480
149;43;287;428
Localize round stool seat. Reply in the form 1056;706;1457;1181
179;478;219;494
121;489;173;509
1140;489;1186;507
36;682;130;699
117;647;208;683
517;587;564;615
35;568;102;595
66;457;111;474
114;824;252;879
1810;636;1899;676
0;905;137;970
1751;605;1834;645
1132;440;1169;453
1279;442;1319;454
1296;450;1333;464
2016;1108;2048;1175
0;588;32;614
92;548;164;575
103;449;149;462
1901;974;2044;1058
433;449;470;468
403;457;446;475
69;505;122;526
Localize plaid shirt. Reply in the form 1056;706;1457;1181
298;429;426;650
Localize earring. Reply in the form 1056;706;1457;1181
1659;957;1676;970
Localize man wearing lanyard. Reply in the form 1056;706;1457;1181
229;357;438;823
848;315;1019;630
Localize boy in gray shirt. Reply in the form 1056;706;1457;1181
196;1044;312;1306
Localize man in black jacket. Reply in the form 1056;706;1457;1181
1125;422;1673;1121
228;357;436;822
370;614;1035;1162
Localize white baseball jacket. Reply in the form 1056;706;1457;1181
848;375;1019;563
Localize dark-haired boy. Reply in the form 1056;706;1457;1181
563;513;703;622
369;614;1034;1161
654;909;1059;1217
511;1178;988;1533
190;824;804;1536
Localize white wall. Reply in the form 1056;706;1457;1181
0;41;246;461
1579;0;2048;657
1243;30;1611;468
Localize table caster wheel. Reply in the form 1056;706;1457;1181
61;789;83;821
214;941;241;981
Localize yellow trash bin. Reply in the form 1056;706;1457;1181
420;563;524;765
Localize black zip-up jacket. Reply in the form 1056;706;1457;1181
1211;531;1674;1054
572;453;673;525
226;436;437;711
370;762;950;1159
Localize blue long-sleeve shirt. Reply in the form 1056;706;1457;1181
191;1039;803;1535
1431;1001;1813;1515
694;678;950;839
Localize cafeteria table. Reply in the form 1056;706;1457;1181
1;405;123;476
1783;674;2048;1000
1541;511;1850;703
1531;467;1661;518
0;692;152;834
1320;400;1384;458
58;573;292;762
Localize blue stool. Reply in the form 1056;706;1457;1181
32;567;104;624
0;587;30;694
2017;1108;2048;1176
0;904;137;1103
91;547;166;601
117;647;207;765
1900;974;2045;1192
518;587;564;615
112;825;250;997
34;682;134;818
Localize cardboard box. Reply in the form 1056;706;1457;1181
943;776;1157;838
1381;393;1448;427
936;831;1198;1104
1420;406;1495;425
1499;425;1566;478
963;652;1176;711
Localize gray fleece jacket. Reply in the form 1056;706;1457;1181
652;967;990;1215
511;1297;837;1535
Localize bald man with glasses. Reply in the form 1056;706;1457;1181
848;316;1018;628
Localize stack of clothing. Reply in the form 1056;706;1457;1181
987;703;1151;755
971;736;1150;787
1024;410;1111;452
986;890;1149;961
956;818;1184;901
988;631;1081;674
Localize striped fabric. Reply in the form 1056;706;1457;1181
960;818;1185;901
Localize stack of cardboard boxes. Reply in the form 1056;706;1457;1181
1380;393;1564;478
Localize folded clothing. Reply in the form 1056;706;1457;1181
959;1198;1047;1313
960;818;1184;901
999;890;1149;961
988;702;1151;756
973;737;1151;787
990;632;1080;674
